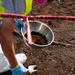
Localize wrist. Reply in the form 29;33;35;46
10;63;20;70
10;63;28;75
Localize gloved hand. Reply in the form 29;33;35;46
10;63;28;75
0;20;2;26
16;18;26;35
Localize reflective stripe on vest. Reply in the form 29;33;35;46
0;0;5;19
23;0;33;15
0;0;33;20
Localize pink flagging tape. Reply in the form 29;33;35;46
0;13;26;18
0;13;75;21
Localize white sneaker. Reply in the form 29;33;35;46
0;44;27;73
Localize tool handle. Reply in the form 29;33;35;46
26;16;32;45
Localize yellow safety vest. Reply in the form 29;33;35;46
0;0;33;20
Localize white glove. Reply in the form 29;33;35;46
27;65;37;74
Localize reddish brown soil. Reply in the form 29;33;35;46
1;0;75;75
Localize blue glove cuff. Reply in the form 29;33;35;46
10;63;27;75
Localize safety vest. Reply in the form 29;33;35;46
0;0;33;20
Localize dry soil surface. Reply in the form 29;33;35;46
1;0;75;75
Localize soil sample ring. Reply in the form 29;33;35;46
21;21;54;48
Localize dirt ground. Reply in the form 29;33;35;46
1;0;75;75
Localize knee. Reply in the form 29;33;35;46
0;29;6;42
0;28;12;42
